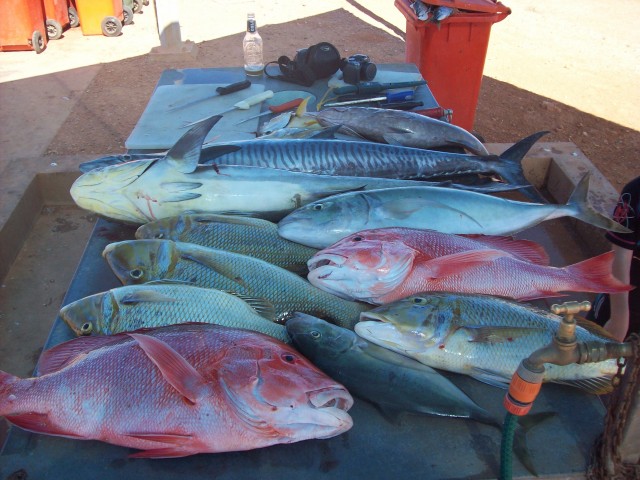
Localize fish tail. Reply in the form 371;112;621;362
495;131;549;202
0;370;20;416
566;173;632;234
566;251;633;294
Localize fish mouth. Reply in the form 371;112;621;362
359;311;389;323
307;253;346;278
308;386;353;412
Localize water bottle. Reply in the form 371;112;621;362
243;13;264;76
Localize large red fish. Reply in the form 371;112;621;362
0;324;353;457
307;227;632;304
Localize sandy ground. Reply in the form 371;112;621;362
0;0;638;189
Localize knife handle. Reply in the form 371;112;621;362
216;80;251;95
234;90;275;110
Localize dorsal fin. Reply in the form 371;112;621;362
164;115;222;173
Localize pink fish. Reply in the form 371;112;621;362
0;324;353;458
307;227;632;304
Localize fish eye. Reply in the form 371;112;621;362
312;204;323;211
281;353;296;363
310;330;321;339
352;235;363;242
80;322;93;335
413;297;425;304
129;268;144;280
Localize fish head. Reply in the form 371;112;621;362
285;312;357;361
102;239;180;285
59;291;116;336
219;340;353;441
70;159;156;224
135;214;190;241
278;194;370;249
356;293;454;353
307;231;417;303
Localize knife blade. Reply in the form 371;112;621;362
182;90;275;128
167;80;252;112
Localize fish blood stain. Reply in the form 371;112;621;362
439;344;445;349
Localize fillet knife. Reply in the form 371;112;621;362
182;90;275;128
168;80;252;112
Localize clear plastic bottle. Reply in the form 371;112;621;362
243;13;264;76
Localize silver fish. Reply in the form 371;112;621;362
60;283;289;342
102;239;371;328
356;292;622;394
312;107;489;155
135;214;318;276
277;173;630;249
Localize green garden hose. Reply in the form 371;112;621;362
500;412;518;480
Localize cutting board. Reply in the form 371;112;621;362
125;84;266;150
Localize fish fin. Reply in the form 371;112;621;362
128;447;193;459
145;279;196;286
200;144;243;164
126;432;193;444
566;173;632;234
469;368;510;389
160;182;202;202
120;289;178;305
551;376;615;395
179;249;248;290
463;325;545;343
381;131;413;146
223;291;277;321
37;335;126;375
127;332;209;404
309;124;341;139
421;249;514;278
164;115;222;173
382;197;485;227
462;235;550;265
565;251;633;294
494;131;548;202
513;411;557;477
6;412;85;438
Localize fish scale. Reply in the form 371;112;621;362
103;239;371;328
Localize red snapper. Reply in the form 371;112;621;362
0;324;353;458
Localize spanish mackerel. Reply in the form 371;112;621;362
199;132;547;188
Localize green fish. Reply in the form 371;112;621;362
59;283;289;343
135;214;318;276
356;292;621;394
102;239;371;328
286;312;552;477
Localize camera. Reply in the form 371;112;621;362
340;54;377;85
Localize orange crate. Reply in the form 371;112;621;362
395;0;510;131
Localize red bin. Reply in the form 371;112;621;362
395;0;510;132
0;0;48;53
42;0;70;40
